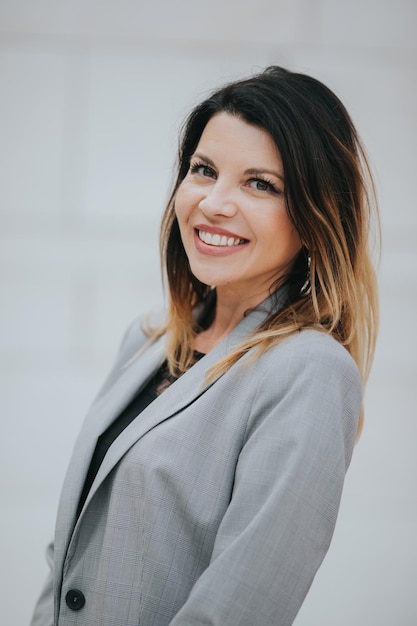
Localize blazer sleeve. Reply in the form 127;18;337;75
30;542;54;626
169;333;362;626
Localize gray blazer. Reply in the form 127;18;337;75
31;293;361;626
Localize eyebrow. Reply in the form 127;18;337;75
192;152;285;183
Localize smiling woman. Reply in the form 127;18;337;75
31;67;380;626
174;113;302;327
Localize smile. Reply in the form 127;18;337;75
197;230;246;247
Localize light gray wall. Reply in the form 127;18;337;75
1;1;416;624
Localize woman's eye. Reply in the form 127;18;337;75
190;163;216;178
249;178;278;193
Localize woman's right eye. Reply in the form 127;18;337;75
190;163;216;178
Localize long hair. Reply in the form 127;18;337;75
156;66;379;435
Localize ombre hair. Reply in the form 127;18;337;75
155;66;379;435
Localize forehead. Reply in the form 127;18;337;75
195;113;282;168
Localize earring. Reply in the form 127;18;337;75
300;253;311;296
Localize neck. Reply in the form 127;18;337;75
193;285;274;354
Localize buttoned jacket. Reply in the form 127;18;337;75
31;291;361;626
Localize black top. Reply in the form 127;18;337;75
77;353;204;518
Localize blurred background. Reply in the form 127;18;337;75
0;1;416;624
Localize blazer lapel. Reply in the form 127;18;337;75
55;286;288;586
54;334;166;584
79;298;278;517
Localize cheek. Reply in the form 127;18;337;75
174;185;194;224
264;212;301;252
259;209;290;235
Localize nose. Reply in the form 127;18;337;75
198;180;238;218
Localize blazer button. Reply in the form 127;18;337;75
65;589;86;611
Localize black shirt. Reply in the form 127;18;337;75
77;353;204;518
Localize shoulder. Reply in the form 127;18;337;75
243;330;362;465
115;308;166;366
92;309;166;402
253;329;362;407
253;329;360;389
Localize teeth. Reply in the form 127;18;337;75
198;230;243;247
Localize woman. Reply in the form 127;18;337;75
31;66;379;626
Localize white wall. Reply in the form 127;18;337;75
0;1;416;624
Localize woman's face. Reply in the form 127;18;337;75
175;112;302;303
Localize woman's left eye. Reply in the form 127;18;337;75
248;178;279;193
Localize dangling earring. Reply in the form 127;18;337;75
300;253;311;296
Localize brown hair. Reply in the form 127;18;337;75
155;66;379;435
